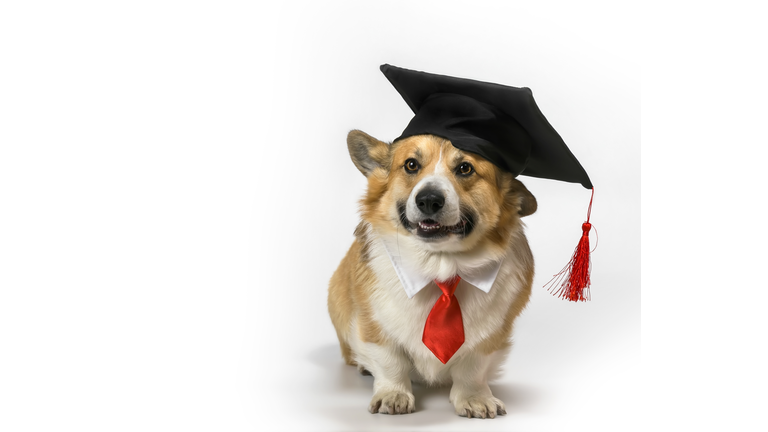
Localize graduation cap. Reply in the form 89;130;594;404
380;64;596;301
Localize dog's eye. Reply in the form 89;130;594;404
404;158;420;173
457;162;474;176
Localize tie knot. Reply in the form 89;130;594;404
434;275;461;297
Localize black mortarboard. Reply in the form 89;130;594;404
380;64;592;189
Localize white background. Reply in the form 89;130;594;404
1;1;765;431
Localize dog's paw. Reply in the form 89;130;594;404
368;390;415;414
453;395;506;419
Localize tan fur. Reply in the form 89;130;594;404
328;240;387;360
328;131;537;417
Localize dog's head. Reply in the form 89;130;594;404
349;130;536;254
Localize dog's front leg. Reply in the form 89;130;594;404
449;352;506;418
359;342;415;414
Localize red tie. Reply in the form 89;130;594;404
422;276;464;364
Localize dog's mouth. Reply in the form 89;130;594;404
398;202;475;239
416;218;469;236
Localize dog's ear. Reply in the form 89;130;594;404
510;178;537;217
347;130;390;177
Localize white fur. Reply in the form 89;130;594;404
433;147;446;174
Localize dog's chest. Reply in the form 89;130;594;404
364;237;527;377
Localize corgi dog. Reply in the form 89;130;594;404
328;130;537;418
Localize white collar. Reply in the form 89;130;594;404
380;238;503;299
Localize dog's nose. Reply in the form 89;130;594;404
415;189;445;215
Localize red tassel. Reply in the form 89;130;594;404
545;188;596;302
